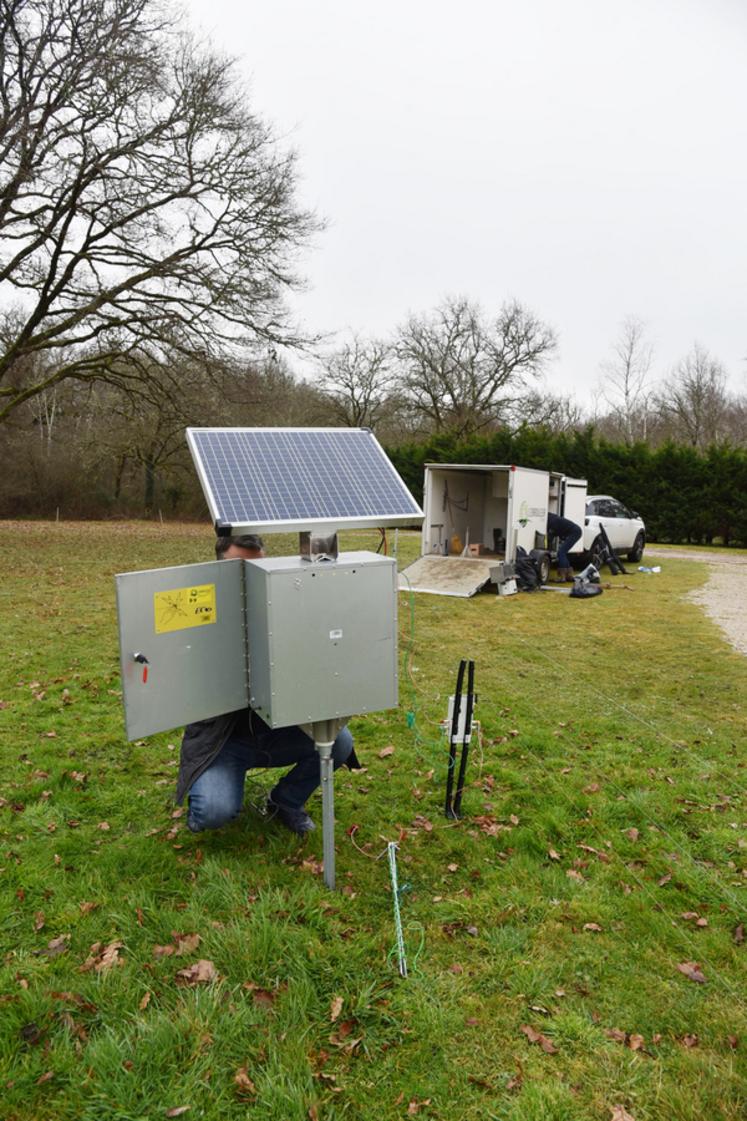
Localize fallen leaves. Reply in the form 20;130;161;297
153;932;201;958
520;1024;558;1054
605;1030;645;1052
681;912;708;928
43;935;70;959
242;982;283;1009
80;940;124;973
677;961;707;984
583;923;603;933
609;1107;636;1121
234;1066;257;1098
377;745;395;759
329;995;343;1022
174;959;218;986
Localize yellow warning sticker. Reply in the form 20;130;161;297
153;584;217;634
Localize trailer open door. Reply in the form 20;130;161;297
561;477;588;554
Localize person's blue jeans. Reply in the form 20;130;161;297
187;723;354;832
557;525;583;569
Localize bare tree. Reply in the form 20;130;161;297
596;316;654;444
656;343;730;448
393;296;556;438
316;334;399;430
0;0;318;422
515;389;585;433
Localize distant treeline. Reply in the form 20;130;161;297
388;429;747;547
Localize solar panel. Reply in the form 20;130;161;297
186;427;424;534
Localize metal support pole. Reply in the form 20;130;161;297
310;717;344;890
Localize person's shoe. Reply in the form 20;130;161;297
267;796;315;835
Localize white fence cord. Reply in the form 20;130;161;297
388;841;408;978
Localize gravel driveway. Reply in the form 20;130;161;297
646;547;747;656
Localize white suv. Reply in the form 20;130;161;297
584;495;646;565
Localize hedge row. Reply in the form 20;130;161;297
386;428;747;546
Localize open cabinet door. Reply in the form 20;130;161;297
115;559;248;740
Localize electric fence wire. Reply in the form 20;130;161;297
510;622;747;802
397;583;747;1007
387;841;408;977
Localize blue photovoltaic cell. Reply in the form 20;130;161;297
187;428;423;529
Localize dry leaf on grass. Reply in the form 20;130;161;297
234;1066;257;1097
175;959;218;985
566;869;584;883
243;982;280;1008
583;923;603;933
378;745;395;759
407;1099;431;1115
165;1109;190;1118
80;940;124;973
154;932;201;959
609;1107;636;1121
548;848;561;861
330;995;343;1022
44;935;70;958
139;991;152;1010
677;961;707;984
520;1024;558;1053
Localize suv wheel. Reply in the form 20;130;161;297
589;536;605;570
628;531;645;563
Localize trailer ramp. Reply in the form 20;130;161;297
398;555;494;598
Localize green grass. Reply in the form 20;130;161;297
1;521;746;1120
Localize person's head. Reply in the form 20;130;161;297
215;534;265;560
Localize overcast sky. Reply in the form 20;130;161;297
186;0;747;406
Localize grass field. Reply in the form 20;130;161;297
1;521;746;1121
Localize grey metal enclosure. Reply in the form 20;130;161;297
116;552;398;741
244;552;398;728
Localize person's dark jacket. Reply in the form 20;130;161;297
176;708;360;804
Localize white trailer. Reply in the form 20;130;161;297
399;463;587;597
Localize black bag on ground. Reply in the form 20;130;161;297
514;546;540;592
570;580;603;598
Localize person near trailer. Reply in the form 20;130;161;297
547;511;583;582
176;534;357;836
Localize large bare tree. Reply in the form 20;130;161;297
393;296;556;438
0;0;317;421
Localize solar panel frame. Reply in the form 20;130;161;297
186;427;424;534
